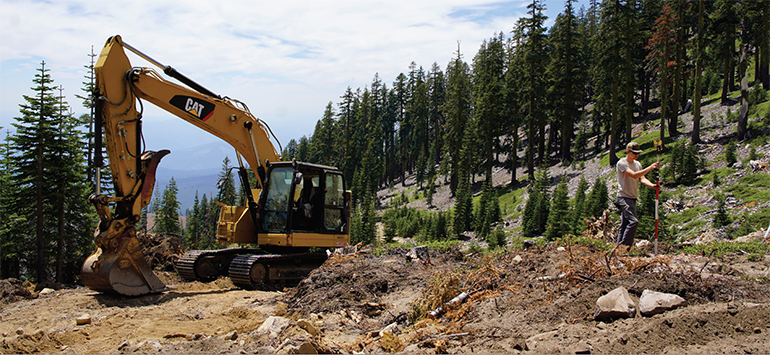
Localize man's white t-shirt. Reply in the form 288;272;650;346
617;156;642;199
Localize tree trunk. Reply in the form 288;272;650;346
737;44;749;140
609;52;620;167
761;0;770;89
624;51;634;144
527;109;535;180
511;122;519;185
692;0;704;145
660;63;668;151
642;70;650;117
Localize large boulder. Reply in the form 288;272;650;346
639;289;687;316
594;286;636;321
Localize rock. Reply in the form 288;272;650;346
406;245;430;263
296;319;319;336
639;290;687;316
734;230;766;243
16;328;24;335
572;342;593;354
379;322;398;338
513;255;523;263
39;288;56;296
76;315;92;325
296;342;318;354
557;246;566;252
635;239;651;248
256;316;291;338
594;286;636;321
223;330;238;340
255;346;277;354
522;240;536;249
118;340;131;350
525;330;559;352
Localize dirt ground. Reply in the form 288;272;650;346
1;242;769;354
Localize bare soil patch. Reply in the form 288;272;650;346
2;244;768;354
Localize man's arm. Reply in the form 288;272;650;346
622;162;660;180
640;176;657;188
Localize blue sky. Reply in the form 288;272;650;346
1;0;586;153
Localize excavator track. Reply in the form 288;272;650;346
229;252;327;290
174;248;264;282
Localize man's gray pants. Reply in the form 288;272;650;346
616;197;638;246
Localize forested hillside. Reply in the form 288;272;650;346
280;0;770;245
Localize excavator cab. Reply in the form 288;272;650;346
260;162;349;236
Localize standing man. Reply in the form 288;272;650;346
616;142;660;248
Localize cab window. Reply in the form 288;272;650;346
262;167;293;231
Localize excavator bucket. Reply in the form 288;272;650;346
82;228;168;296
82;149;171;296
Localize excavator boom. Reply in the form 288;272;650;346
82;35;349;296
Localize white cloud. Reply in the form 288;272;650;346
1;0;574;146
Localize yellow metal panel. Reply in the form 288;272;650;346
215;206;255;244
258;233;290;246
281;232;349;248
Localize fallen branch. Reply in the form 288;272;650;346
429;332;470;339
428;289;478;319
604;243;621;276
699;249;716;276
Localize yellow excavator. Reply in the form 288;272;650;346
82;35;350;296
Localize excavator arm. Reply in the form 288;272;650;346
82;35;281;295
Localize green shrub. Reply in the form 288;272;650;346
713;194;731;227
725;141;737;167
748;88;769;105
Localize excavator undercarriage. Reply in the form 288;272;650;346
175;249;327;289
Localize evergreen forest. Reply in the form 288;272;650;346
1;0;769;284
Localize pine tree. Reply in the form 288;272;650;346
309;102;336;166
521;185;542;238
691;0;706;145
570;176;590;235
156;178;182;236
522;165;551;237
586;177;609;219
452;127;475;236
472;34;506;183
217;157;237;206
710;0;739;105
184;192;202;249
443;46;472;195
351;195;376;245
547;0;587;163
197;194;215;250
427;63;445;164
9;61;65;282
546;177;570;240
0;130;25;279
49;85;94;282
519;0;549;177
647;4;677;149
713;193;731;227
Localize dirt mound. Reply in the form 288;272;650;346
0;278;36;305
138;233;183;271
286;248;462;316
